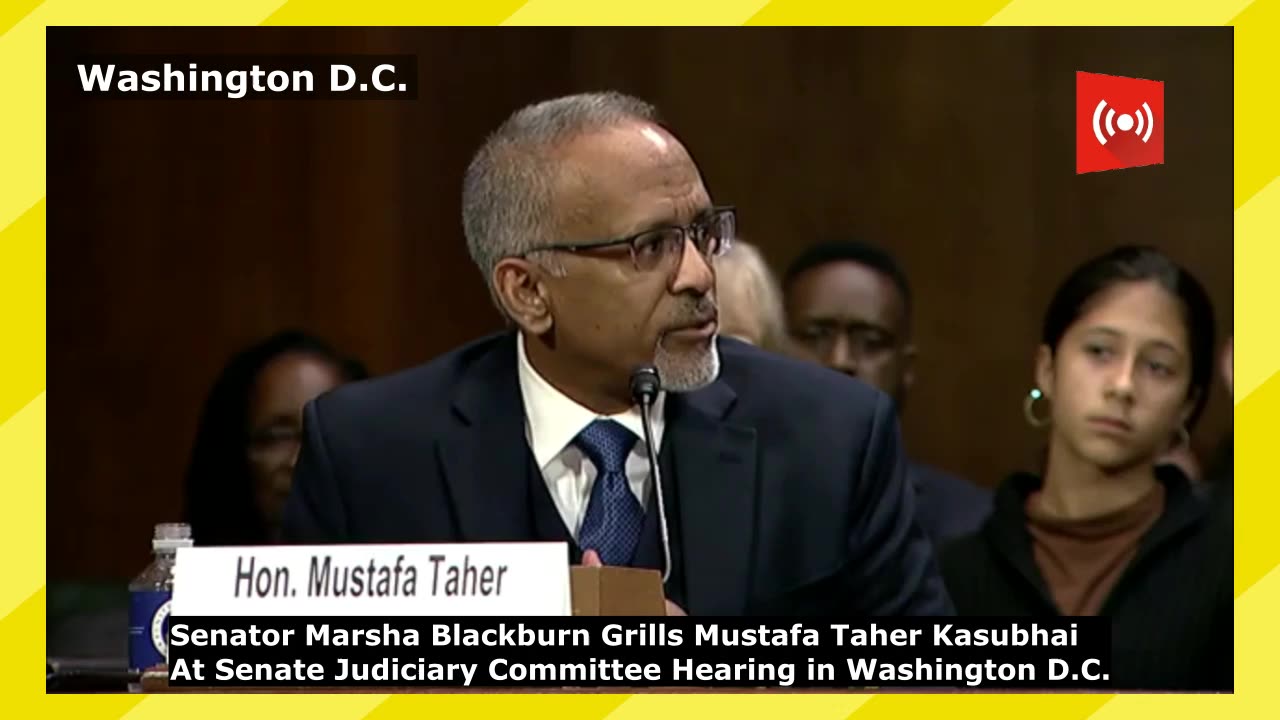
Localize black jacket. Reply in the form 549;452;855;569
282;332;953;617
939;467;1232;691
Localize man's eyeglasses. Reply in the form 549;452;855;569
531;206;736;273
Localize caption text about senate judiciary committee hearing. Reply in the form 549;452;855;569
168;617;1112;689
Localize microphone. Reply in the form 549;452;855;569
630;366;671;585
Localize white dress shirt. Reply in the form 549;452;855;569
516;333;666;541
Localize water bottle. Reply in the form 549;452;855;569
128;523;192;682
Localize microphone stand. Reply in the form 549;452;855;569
630;367;671;586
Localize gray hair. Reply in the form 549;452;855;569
716;239;790;352
461;91;660;314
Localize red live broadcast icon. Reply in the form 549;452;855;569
1076;71;1164;174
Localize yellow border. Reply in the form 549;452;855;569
10;1;1272;717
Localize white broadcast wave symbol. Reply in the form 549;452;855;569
1092;100;1154;146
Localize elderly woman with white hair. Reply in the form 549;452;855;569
714;239;791;353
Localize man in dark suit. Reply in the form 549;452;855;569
783;241;991;542
282;92;951;616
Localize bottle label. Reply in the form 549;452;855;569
128;590;172;671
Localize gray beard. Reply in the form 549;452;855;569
654;335;721;392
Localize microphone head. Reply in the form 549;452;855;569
629;366;662;404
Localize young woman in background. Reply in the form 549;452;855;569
941;246;1230;691
183;330;368;545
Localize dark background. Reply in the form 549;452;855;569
48;27;1233;582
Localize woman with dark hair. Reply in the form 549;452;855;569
183;331;368;546
940;246;1230;691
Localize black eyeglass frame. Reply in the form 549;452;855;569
524;205;737;271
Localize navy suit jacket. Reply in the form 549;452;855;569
909;461;992;543
281;333;953;617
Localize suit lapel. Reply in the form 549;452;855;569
666;377;758;616
437;334;534;542
435;333;762;613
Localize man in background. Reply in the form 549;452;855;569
783;240;989;542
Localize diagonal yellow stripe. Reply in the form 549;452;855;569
748;0;1013;24
1235;367;1276;597
1089;558;1280;716
0;199;45;428
0;0;287;236
1234;176;1280;403
122;693;389;720
0;0;43;38
851;695;1112;719
1233;0;1280;208
4;589;148;715
7;2;1259;712
0;589;47;699
0;394;45;622
986;0;1255;24
369;693;629;720
607;694;869;720
503;0;770;25
263;0;533;25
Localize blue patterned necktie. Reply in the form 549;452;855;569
575;419;644;565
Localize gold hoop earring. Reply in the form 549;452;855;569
1023;388;1051;429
